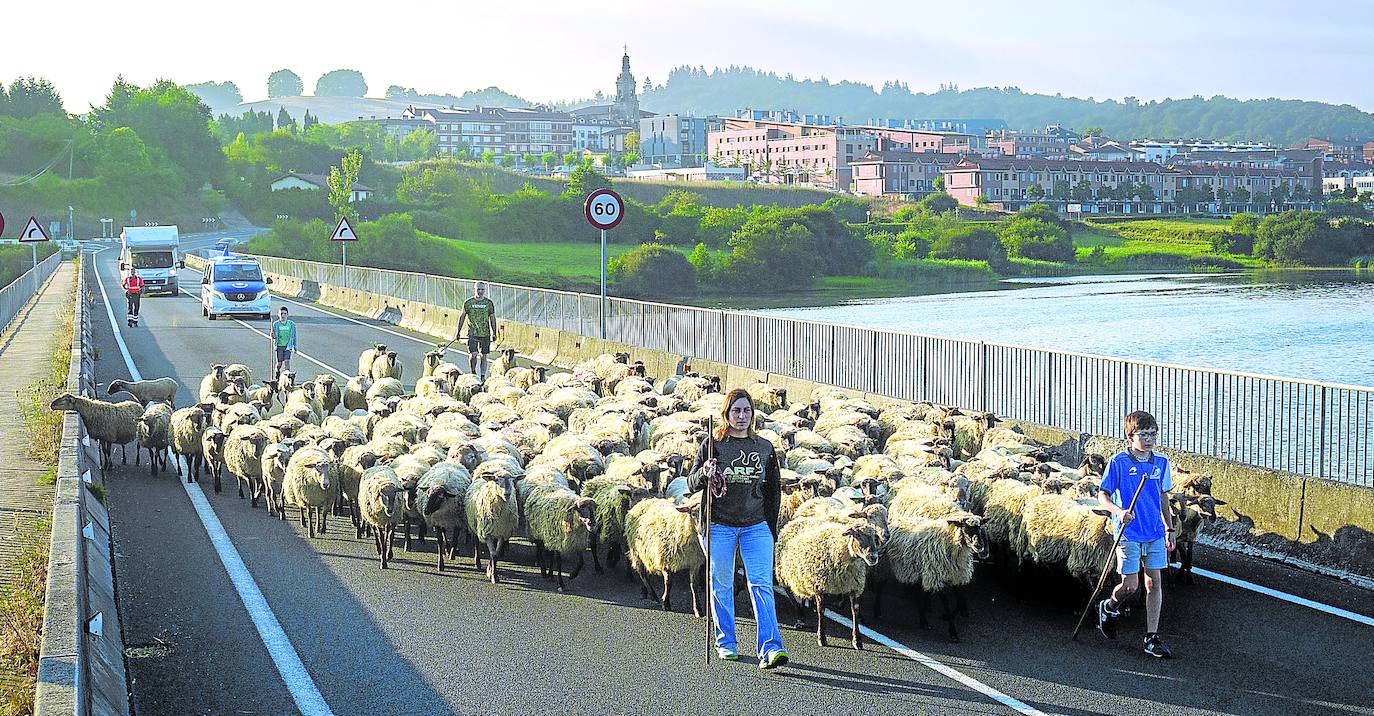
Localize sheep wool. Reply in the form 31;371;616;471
883;513;983;593
776;520;881;603
110;377;179;406
49;393;143;471
624;497;705;578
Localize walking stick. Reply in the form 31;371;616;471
703;416;714;666
1070;465;1152;641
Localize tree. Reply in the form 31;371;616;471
541;151;558;169
688;242;716;283
1324;197;1368;219
642;76;653;94
932;175;945;192
1082;126;1104;137
999;217;1074;262
1052;179;1071;201
1071;180;1093;202
930;226;1007;264
500;153;518;167
398;129;436;160
91;78;223;188
1292;183;1310;202
185;81;242;113
1272;182;1291;207
625;131;640;152
302;110;318;132
1018;203;1072;234
918;192;958;214
480;150;495;164
1026;184;1046;200
609;243;696;297
623;151;640;166
1216;187;1231;206
327;149;364;223
1229;213;1261;236
1253;210;1367;264
562;151;580;166
315;69;368;97
1232;186;1250;206
276;107;297;133
267;69;304;98
564;165;612;198
1134;182;1156;201
723;220;821;285
4;76;64;118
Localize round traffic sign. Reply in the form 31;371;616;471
584;189;624;230
0;211;5;237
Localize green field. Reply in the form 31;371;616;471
446;238;690;279
1073;217;1264;269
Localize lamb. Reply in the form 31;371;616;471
136;402;174;475
358;344;387;377
200;427;230;493
48;393;142;474
108;377;179;407
523;482;597;591
224;424;271;504
199;364;228;402
623;495;706;615
358;466;406;568
282;446;339;538
465;473;520;584
775;519;883;649
875;512;986;641
169;406;209;481
314;375;341;416
415;462;472;572
369;351;403;381
343;373;372;411
259;442;296;519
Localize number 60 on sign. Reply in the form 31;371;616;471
584;189;624;230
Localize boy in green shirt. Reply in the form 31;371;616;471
456;281;497;381
270;306;296;379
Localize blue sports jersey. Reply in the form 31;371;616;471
1099;450;1172;543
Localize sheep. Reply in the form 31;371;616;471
169;406;209;481
200;427;230;493
108;377;179;407
980;478;1045;569
523;482;597;591
490;348;519;378
217;401;260;433
745;383;788;415
448;372;482;402
952;411;1002;461
358;466;406;568
224;424;271;504
1018;493;1114;587
282;446;339;538
579;475;651;572
224;363;254;388
284;383;325;424
775;519;883;649
415;462;472;572
366;377;405;403
48;393;142;474
199;364;228;402
314;375;341;416
358;344;387;377
887;481;962;521
624;496;706;615
416;375;449;398
465;473;520;584
136;402;174;475
421;347;446;378
337;445;381;536
1169;492;1225;584
247;379;281;409
670;375;719;402
343;373;372;412
875;512;986;641
260;442;296;519
506;366;546;392
369;351;403;381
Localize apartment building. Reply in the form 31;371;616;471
1299;137;1367;163
638;114;723;168
708;118;879;188
1132;139;1275;164
988;124;1080;158
850;150;962;198
1323;164;1374;194
403;106;573;158
942;157;1307;213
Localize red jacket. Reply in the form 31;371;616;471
123;275;145;294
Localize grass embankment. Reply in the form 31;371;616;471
1;261;75;714
1075;218;1264;271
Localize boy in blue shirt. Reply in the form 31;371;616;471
1096;410;1175;658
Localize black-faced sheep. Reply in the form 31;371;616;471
775;519;883;649
136;403;173;476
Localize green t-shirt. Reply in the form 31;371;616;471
462;297;496;337
272;319;296;348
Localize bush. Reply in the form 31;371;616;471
930;226;1006;263
1017;202;1073;234
893;228;929;259
609;242;696;297
998;217;1073;262
723;220;821;285
919;192;959;215
1324;197;1368;220
1210;231;1254;255
1228;212;1260;237
1253;210;1371;265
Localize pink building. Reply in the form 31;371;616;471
850;150;962;198
708;118;878;188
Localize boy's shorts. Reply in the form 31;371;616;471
1118;537;1169;575
467;335;491;355
276;347;293;363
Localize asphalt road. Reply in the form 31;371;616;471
87;234;1374;716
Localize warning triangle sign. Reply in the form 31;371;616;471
17;216;50;243
330;216;358;242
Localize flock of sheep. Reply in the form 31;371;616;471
50;344;1223;648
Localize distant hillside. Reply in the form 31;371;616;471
384;85;531;108
641;66;1374;145
234;96;433;125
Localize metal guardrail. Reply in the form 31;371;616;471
0;252;61;334
35;259;132;716
251;255;1373;487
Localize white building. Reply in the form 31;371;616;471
269;172;373;202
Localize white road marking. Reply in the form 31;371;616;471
1189;566;1374;628
91;257;337;716
823;610;1049;716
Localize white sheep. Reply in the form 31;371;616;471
358;344;387;376
169;406;209;481
369;350;403;381
49;393;142;475
282;446;339;538
199;364;228;402
314;375;341;416
343;373;372;411
358;465;406;568
523;482;597;592
224;424;271;504
136;402;174;476
775;518;883;649
416;461;472;572
875;512;986;642
366;377;405;403
260;442;296;519
465;473;520;584
200;426;230;493
109;377;179;407
624;495;706;615
224;363;254;388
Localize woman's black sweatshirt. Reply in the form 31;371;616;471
688;434;781;534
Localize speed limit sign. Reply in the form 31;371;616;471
584;188;624;230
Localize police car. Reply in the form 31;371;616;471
200;253;273;320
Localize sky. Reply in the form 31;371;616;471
8;0;1373;113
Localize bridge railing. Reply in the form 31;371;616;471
251;255;1373;487
0;252;61;334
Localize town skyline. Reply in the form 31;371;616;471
8;0;1373;114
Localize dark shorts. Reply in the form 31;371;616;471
276;347;293;362
467;335;491;355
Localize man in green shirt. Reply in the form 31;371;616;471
270;306;297;379
457;281;498;381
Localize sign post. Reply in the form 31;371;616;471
331;216;358;284
18;216;51;268
583;188;624;339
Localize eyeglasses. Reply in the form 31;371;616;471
1132;430;1159;439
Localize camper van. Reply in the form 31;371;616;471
119;226;183;295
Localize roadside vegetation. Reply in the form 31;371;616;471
0;245;58;287
17;260;76;462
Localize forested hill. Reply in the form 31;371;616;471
640;66;1374;145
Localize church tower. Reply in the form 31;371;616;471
613;47;640;125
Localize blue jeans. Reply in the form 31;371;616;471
709;521;785;659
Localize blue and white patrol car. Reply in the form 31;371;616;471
200;253;273;320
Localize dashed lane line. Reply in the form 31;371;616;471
91;255;337;716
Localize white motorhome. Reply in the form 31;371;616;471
119;226;183;295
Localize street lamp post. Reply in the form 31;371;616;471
67;205;74;241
